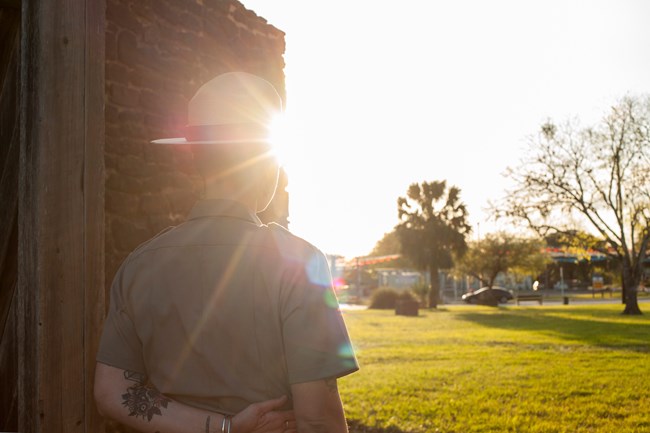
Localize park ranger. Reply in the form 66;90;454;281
94;72;359;433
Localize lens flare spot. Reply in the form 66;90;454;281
323;289;339;309
337;343;357;369
305;253;330;287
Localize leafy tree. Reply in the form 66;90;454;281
369;230;413;269
543;230;614;286
454;232;550;289
499;96;650;315
395;181;471;307
370;230;401;256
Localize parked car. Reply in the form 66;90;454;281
462;287;513;305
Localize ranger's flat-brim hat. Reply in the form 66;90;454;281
152;72;283;145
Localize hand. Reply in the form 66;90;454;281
231;395;296;433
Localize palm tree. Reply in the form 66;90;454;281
395;181;471;307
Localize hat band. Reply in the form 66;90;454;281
184;123;269;142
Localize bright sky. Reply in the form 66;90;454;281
241;0;650;259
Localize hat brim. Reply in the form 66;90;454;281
151;137;270;145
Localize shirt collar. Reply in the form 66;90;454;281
188;199;263;226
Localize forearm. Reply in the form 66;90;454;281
291;378;349;433
94;363;229;433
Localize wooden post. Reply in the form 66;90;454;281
18;0;105;432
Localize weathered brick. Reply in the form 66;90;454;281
109;83;140;108
111;137;144;158
105;124;127;141
167;189;197;214
136;45;166;72
204;0;231;14
105;0;287;296
104;152;120;171
111;215;151;252
104;246;126;284
140;89;186;115
130;66;165;91
120;136;145;159
162;77;190;95
157;0;186;27
179;11;202;32
143;142;175;165
107;1;143;35
106;29;118;61
142;173;178;190
147;214;176;233
120;122;148;140
106;189;141;217
139;89;170;113
168;172;196;190
117;30;141;67
233;7;261;27
142;24;161;45
140;194;171;215
204;15;237;43
169;44;196;63
117;155;156;178
174;156;198;175
105;104;119;124
118;110;144;125
176;30;200;48
106;171;143;194
166;0;204;15
130;0;154;20
143;113;168;130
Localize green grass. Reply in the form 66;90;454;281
338;304;650;433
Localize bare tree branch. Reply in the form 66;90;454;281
496;95;650;314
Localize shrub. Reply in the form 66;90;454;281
399;290;419;301
369;288;419;309
411;282;429;304
369;288;398;309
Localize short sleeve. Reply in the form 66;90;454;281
281;250;359;384
96;261;146;374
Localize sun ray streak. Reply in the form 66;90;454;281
170;232;254;380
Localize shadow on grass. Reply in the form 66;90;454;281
348;419;409;433
455;307;650;353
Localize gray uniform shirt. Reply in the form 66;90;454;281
97;199;358;414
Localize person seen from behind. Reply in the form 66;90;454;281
94;72;359;433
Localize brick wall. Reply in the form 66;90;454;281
105;0;288;292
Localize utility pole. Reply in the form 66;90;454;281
356;257;361;299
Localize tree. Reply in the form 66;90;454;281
395;181;471;307
499;96;650;315
370;230;401;256
454;232;550;289
369;230;413;269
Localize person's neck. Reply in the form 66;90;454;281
203;183;257;211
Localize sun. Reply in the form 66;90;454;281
269;112;303;175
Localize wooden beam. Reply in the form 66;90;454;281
0;14;20;429
18;0;105;432
0;0;21;10
84;0;106;431
0;5;19;343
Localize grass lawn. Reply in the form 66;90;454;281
338;304;650;433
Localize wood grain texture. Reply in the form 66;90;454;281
18;1;105;432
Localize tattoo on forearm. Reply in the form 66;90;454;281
205;415;211;433
325;377;338;393
123;369;146;384
121;369;171;421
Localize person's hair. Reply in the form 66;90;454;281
190;142;279;209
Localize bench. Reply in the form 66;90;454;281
592;288;612;298
515;293;543;305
